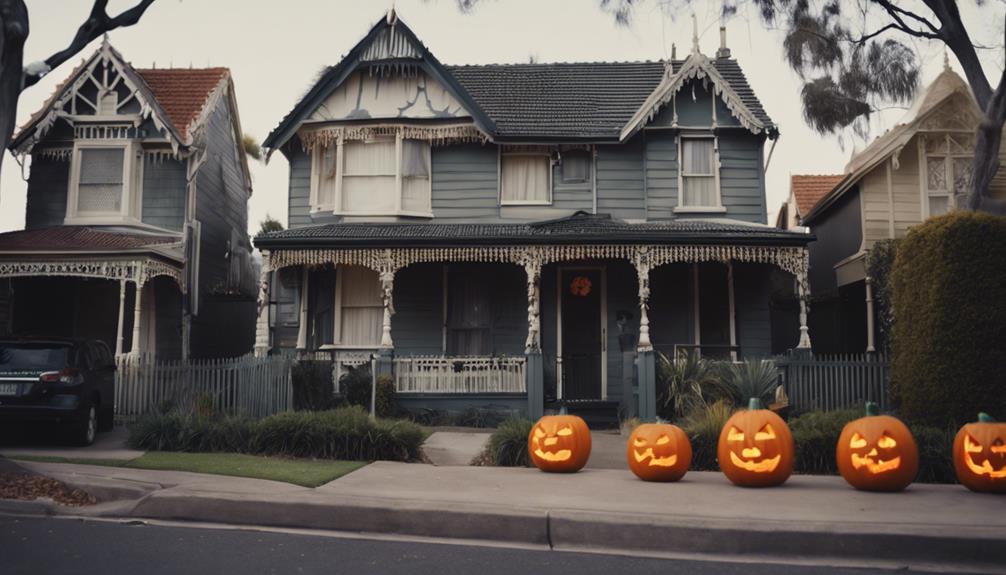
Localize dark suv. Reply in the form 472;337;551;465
0;338;116;445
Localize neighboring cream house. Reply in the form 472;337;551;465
801;64;1006;353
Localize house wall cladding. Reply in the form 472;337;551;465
25;155;70;229
191;94;255;358
809;188;863;296
141;157;187;231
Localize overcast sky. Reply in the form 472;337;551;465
2;0;1002;234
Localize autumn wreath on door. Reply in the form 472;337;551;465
569;275;592;297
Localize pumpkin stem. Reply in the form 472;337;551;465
748;397;763;410
978;412;995;423
865;402;880;417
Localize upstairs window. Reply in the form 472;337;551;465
310;135;432;216
501;152;551;205
924;134;973;217
679;137;720;209
67;141;140;223
561;150;591;183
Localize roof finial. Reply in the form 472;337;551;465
386;3;397;25
671;43;677;61
691;14;700;54
943;49;950;71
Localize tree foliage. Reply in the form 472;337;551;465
258;214;284;235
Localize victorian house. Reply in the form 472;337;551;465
799;64;1006;354
0;40;257;360
254;12;814;421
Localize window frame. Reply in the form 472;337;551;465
65;139;143;225
499;150;553;206
560;149;592;184
331;264;384;349
309;132;433;218
921;133;973;218
675;134;725;213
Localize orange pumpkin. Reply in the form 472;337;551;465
718;398;793;487
528;415;591;473
953;413;1006;494
837;402;918;492
626;423;692;482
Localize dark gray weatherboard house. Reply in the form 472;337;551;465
0;40;257;359
254;12;814;421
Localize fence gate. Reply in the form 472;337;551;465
777;353;890;412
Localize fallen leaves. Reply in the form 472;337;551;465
0;472;96;506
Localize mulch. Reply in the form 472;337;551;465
0;472;97;507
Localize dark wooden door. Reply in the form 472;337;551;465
560;269;602;400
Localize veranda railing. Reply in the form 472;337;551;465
393;356;527;394
114;354;295;422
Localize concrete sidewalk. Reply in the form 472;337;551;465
0;427;143;461
5;459;1003;573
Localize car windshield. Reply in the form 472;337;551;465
0;343;71;374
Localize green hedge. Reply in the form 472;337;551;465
127;406;426;462
890;211;1006;427
865;238;901;353
483;418;533;467
790;408;860;474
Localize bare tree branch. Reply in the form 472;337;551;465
22;0;155;89
920;0;993;108
870;0;941;40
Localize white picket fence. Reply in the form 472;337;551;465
114;354;294;422
393;356;526;394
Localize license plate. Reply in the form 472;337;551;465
0;383;18;396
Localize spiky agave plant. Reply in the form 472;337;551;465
656;350;732;422
723;359;780;408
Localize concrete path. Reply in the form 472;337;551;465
0;427;142;461
4;459;1003;573
422;431;491;466
583;430;627;470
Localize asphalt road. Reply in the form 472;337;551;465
0;515;970;575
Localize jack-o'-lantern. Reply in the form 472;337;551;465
528;415;591;473
626;423;692;482
953;413;1006;494
718;398;793;487
837;402;918;492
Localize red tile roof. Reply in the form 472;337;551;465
135;67;229;139
0;227;178;253
791;174;844;217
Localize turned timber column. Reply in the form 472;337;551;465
115;279;127;356
254;250;272;358
379;268;396;349
633;247;656;421
797;268;812;351
865;276;876;353
522;250;544;420
296;267;310;352
130;277;145;357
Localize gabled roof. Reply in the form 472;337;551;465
804;68;979;225
11;40;233;154
791;174;844;217
264;11;776;151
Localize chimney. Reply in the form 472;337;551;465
716;25;731;59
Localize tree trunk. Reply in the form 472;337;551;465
0;0;29;183
967;70;1006;215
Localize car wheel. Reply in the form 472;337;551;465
97;405;114;432
72;404;97;446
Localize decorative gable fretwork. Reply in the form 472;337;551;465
299;123;488;152
360;18;422;64
0;258;182;288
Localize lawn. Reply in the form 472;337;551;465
7;453;366;488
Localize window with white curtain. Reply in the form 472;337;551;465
925;149;972;217
310;136;432;216
338;266;383;347
680;137;719;208
67;141;140;223
501;153;551;204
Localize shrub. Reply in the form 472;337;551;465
865;238;901;353
722;359;779;408
128;406;425;462
680;400;735;471
292;360;338;411
890;211;1006;427
910;423;956;484
341;365;397;418
656;351;731;422
790;408;860;474
484;418;533;467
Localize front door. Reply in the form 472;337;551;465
559;268;604;400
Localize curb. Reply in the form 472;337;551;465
123;490;1005;572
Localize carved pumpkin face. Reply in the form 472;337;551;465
626;423;692;482
953;413;1006;493
837;404;918;492
528;415;591;473
717;399;793;487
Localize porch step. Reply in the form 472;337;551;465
546;399;620;430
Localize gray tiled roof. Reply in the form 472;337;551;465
446;59;776;139
256;213;809;248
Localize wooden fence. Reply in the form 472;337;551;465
393;356;526;394
777;352;890;412
115;354;295;422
